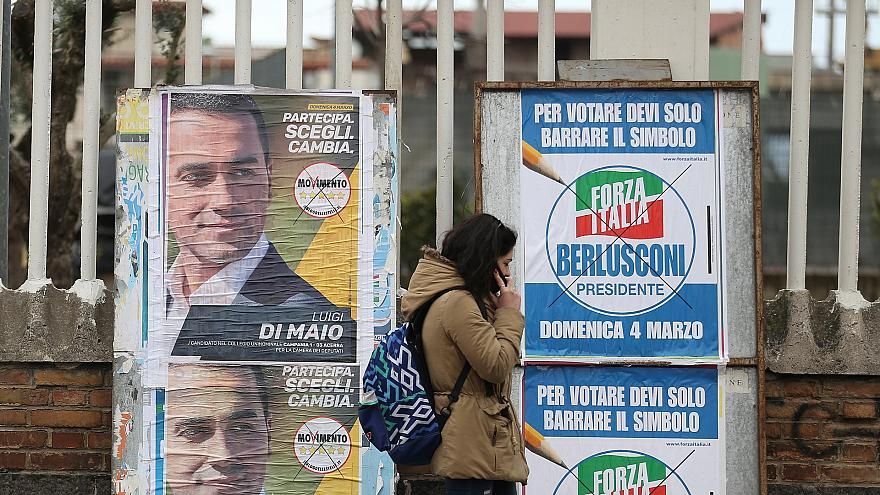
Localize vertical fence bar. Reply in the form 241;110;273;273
785;0;813;290
486;0;504;81
837;0;866;292
335;0;353;88
385;0;402;91
80;0;102;282
0;0;10;282
740;0;762;80
28;0;53;282
286;0;303;89
537;0;555;81
134;0;151;87
436;0;453;244
235;0;252;84
185;0;202;85
827;0;837;70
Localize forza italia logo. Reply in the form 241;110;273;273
546;166;696;316
574;170;664;240
578;453;668;495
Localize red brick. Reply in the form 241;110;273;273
30;410;103;428
765;422;782;439
29;452;104;471
0;430;47;448
841;443;878;463
766;464;778;481
88;431;112;449
51;431;85;449
782;380;820;397
0;368;31;385
786;421;822;439
767;440;839;462
89;389;111;408
0;409;27;426
823;380;880;398
0;451;27;470
765;400;801;419
51;390;88;406
0;388;50;406
781;463;818;481
764;379;784;398
842;402;877;419
822;465;880;483
828;423;880;440
34;368;103;387
102;411;111;428
797;402;837;420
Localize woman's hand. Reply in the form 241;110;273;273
491;270;522;310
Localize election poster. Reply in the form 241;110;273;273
144;89;374;387
120;87;396;495
371;98;399;347
163;362;368;495
520;88;727;362
521;366;724;495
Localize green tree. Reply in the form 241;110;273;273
399;185;473;287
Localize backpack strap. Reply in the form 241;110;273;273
446;362;471;412
415;288;491;422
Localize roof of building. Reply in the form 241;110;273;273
354;9;745;40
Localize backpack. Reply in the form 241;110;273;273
359;286;487;466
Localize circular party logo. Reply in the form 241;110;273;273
294;162;351;218
545;165;696;316
293;417;352;475
553;450;693;495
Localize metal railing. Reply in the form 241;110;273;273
0;0;873;303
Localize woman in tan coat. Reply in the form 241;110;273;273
401;214;529;495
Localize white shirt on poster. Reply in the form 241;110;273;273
145;234;269;388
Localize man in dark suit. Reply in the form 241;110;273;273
157;92;354;366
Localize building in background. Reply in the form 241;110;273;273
761;59;880;299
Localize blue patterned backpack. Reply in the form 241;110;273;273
359;286;485;465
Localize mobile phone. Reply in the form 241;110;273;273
490;268;507;293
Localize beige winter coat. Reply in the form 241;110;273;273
401;248;529;483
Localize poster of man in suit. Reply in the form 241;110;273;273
144;89;373;387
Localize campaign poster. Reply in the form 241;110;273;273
522;366;724;495
126;87;392;494
144;89;374;387
115;89;151;351
164;362;369;494
370;99;399;347
520;89;726;362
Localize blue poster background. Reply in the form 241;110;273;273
520;88;723;361
525;283;719;359
522;89;716;154
523;366;719;440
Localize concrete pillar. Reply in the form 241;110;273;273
591;0;710;81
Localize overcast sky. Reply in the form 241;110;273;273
203;0;880;67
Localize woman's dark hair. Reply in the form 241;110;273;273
441;213;517;299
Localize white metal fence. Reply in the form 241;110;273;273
0;0;872;302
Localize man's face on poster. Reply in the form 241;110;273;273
168;109;271;265
166;366;269;495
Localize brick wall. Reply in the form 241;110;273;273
3;364;879;493
0;363;112;493
766;372;880;494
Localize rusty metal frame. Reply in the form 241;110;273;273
473;80;766;495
